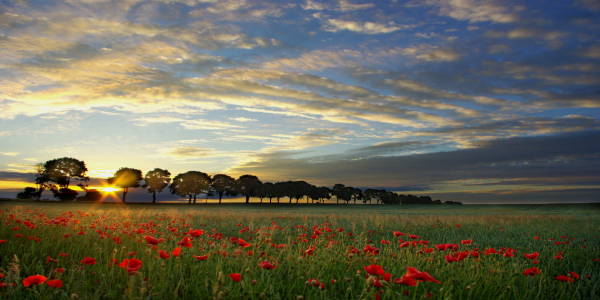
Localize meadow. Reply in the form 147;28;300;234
0;202;598;299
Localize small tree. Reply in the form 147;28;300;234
144;168;171;204
16;187;38;200
43;157;89;201
332;184;345;204
108;168;143;203
210;174;236;204
235;175;262;204
76;189;103;202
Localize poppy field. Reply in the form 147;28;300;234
0;203;599;299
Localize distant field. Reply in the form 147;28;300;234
0;201;599;299
1;199;599;216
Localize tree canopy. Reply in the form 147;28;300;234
108;167;143;203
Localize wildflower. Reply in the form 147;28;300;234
47;279;62;288
523;268;541;276
194;254;209;261
176;237;193;248
524;252;539;260
118;259;142;275
363;265;385;276
144;236;164;245
81;257;96;265
23;275;46;287
172;247;182;257
555;275;574;282
258;261;277;270
228;273;242;282
158;250;170;259
461;239;472;245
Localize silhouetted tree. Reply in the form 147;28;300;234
44;157;89;190
144;168;171;204
76;189;102;202
351;188;362;204
261;182;275;203
169;171;211;204
31;163;50;201
272;182;287;203
43;157;89;201
108;167;143;203
210;174;235;204
235;175;262;204
332;184;345;204
16;187;38;200
363;189;385;204
381;191;400;204
318;186;331;203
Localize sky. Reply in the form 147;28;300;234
0;0;599;203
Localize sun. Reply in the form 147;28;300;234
98;187;120;193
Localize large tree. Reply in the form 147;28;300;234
169;171;211;204
261;182;275;203
144;168;171;204
332;184;346;204
210;174;235;204
43;157;89;201
108;168;143;203
235;175;262;204
32;163;50;201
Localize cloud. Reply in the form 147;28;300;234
230;117;257;122
577;44;600;59
160;146;216;159
302;0;327;10
337;0;374;12
1;152;20;156
324;19;410;34
425;0;520;23
227;130;600;190
179;119;242;130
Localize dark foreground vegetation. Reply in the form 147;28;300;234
16;157;461;205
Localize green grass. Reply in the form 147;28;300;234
0;202;598;299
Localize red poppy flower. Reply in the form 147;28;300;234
127;251;136;257
556;275;574;282
382;273;392;282
524;252;539;260
393;231;406;237
228;273;242;282
237;239;252;248
59;253;68;257
404;267;440;284
503;251;515;258
176;236;193;248
23;275;46;287
0;240;6;244
119;259;142;275
47;279;62;288
445;255;457;263
456;224;462;228
363;264;385;276
189;229;204;237
81;257;96;265
144;235;164;245
408;234;421;239
194;254;209;261
568;271;579;280
258;261;277;270
460;239;472;245
523;267;541;276
54;268;65;273
395;276;417;286
158;250;170;259
172;247;182;257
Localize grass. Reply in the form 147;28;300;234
0;202;598;299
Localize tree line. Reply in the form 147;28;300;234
16;157;461;205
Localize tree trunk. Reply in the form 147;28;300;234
246;195;250;204
152;191;156;204
188;195;192;204
219;192;223;204
122;188;128;203
193;194;197;204
337;197;339;204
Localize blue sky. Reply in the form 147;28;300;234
1;0;599;203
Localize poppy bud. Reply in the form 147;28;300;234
113;249;117;254
259;292;266;298
344;278;352;283
145;249;152;256
297;296;304;300
466;286;471;290
366;276;374;286
245;268;251;274
71;294;78;299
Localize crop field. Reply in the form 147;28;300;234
0;202;598;299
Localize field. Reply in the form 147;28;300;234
0;202;598;299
